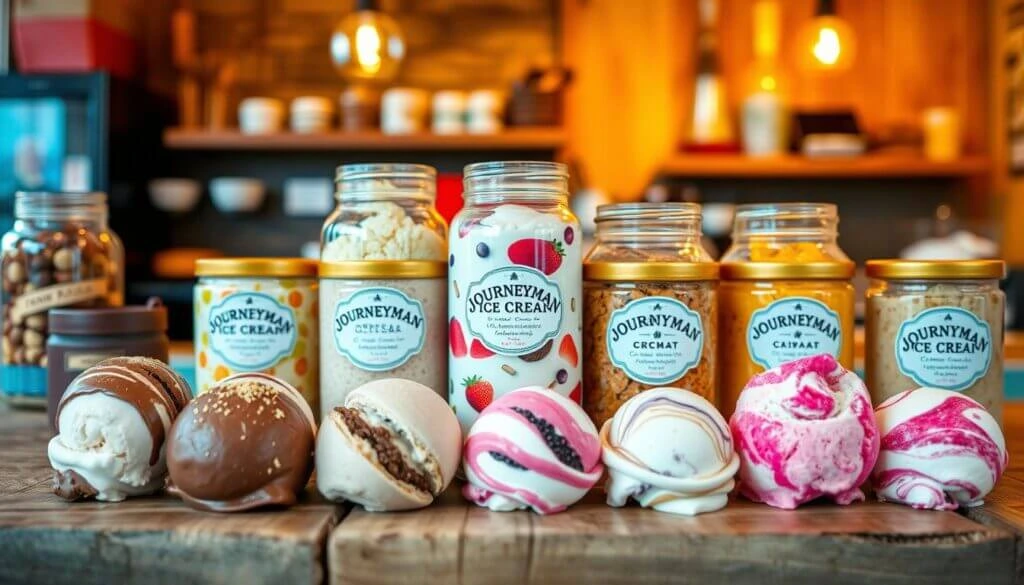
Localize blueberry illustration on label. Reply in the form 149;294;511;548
895;306;992;391
476;243;490;258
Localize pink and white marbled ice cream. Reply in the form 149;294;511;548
729;354;880;509
873;387;1007;511
462;386;602;514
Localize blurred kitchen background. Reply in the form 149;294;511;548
0;0;1022;340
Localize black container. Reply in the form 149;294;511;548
46;298;169;431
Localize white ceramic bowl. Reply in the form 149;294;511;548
210;177;265;213
149;178;202;213
239;97;285;135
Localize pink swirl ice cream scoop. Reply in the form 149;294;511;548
873;388;1007;511
462;386;603;514
729;354;880;509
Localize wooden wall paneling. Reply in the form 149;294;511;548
995;0;1024;264
561;0;689;199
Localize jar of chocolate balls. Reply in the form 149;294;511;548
1;192;124;407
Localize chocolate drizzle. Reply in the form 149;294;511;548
53;469;98;501
56;358;188;465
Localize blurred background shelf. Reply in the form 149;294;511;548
162;127;567;151
658;154;991;179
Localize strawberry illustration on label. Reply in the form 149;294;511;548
470;339;495;359
507;238;565;275
558;334;578;368
450;317;468;358
464;376;494;412
568;382;581;404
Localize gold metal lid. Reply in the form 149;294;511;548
865;259;1006;280
584;261;719;282
720;261;855;280
319;261;447;279
195;258;318;278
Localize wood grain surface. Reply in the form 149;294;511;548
331;488;1015;585
0;406;342;585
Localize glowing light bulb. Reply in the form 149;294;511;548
354;23;383;74
331;8;404;84
798;15;856;72
759;75;777;92
812;26;841;66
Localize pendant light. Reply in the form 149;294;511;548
330;0;405;84
798;0;856;72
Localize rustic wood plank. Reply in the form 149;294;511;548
0;407;343;585
330;489;1015;585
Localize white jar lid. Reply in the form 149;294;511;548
467;90;504;109
382;88;429;107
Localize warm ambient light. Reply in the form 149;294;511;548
799;1;856;72
331;0;404;83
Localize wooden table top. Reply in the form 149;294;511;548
1;403;1022;585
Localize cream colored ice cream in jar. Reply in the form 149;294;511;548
319;163;448;417
865;260;1005;423
194;258;319;413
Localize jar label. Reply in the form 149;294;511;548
10;278;108;322
895;306;992;391
207;292;297;370
747;297;842;369
333;287;426;372
465;266;563;354
606;296;703;385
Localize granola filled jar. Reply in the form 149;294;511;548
319;163;448;417
718;203;855;417
583;203;718;428
449;161;582;434
1;192;124;407
865;260;1005;423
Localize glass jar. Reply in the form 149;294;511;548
448;161;582;434
718;203;855;417
1;192;124;407
194;258;319;413
319;163;448;418
582;203;718;428
321;163;446;261
865;260;1005;423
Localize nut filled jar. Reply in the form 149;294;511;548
320;163;448;418
1;192;124;407
194;258;319;412
583;203;718;428
866;260;1005;423
719;203;855;417
449;161;582;434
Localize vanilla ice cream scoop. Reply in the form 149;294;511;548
48;357;192;502
873;387;1007;510
602;388;739;515
462;386;603;515
316;378;462;512
730;354;880;509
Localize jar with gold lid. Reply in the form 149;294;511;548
583;202;718;428
865;259;1005;422
194;258;319;413
718;203;855;417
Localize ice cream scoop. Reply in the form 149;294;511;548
316;378;461;512
730;354;880;509
601;388;739;515
48;356;193;502
463;386;602;514
873;387;1008;510
166;373;316;512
